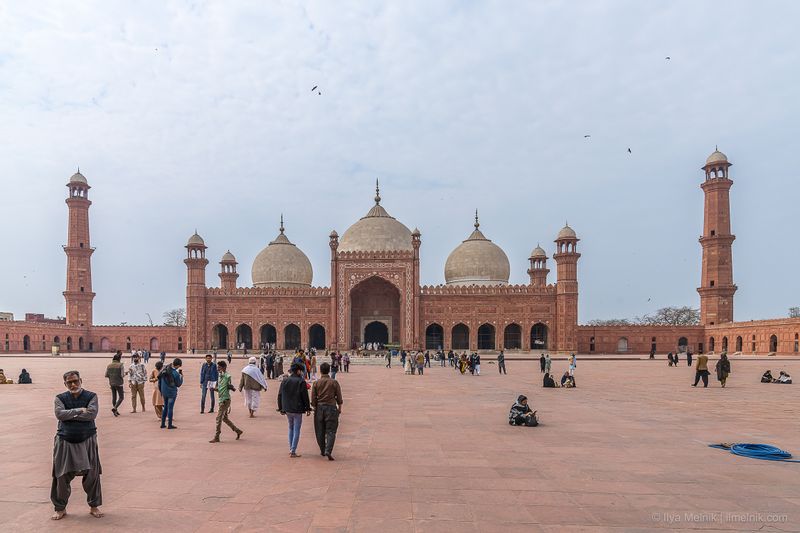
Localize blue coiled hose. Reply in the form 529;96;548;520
709;443;800;462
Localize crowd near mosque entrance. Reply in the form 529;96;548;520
349;276;401;348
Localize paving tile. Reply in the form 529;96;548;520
0;356;798;532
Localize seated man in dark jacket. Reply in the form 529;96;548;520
508;395;538;427
542;372;556;388
277;363;311;457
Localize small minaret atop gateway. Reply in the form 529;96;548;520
698;147;737;325
63;170;95;326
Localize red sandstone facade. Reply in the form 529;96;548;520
1;151;798;355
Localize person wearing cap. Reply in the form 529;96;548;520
508;395;538;427
240;357;268;418
277;362;311;457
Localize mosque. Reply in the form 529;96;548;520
1;149;798;355
186;180;574;353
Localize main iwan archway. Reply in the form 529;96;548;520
349;276;401;348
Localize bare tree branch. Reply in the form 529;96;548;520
162;308;186;327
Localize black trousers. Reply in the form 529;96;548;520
51;470;102;511
266;366;274;379
498;362;506;374
110;385;124;409
314;404;340;455
694;370;709;387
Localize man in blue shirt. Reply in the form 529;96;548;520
200;354;218;414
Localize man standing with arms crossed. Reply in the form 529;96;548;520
51;370;103;520
311;362;343;461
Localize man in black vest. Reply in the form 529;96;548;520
51;370;103;520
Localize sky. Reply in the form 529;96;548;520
1;1;798;326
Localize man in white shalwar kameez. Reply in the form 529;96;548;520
240;357;268;418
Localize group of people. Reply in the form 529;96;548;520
665;351;694;367
539;353;576;388
761;370;792;384
0;367;31;384
691;352;731;388
53;347;348;521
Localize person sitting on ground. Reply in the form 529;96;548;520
761;370;774;383
667;353;674;367
18;369;32;384
0;369;11;384
776;371;792;384
508;395;538;427
561;371;575;388
542;372;557;388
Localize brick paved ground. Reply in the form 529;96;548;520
0;355;797;532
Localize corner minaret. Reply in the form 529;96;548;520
219;250;239;291
698;148;737;325
527;244;549;287
553;224;580;352
185;231;209;352
63;170;95;326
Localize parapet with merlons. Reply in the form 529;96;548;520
335;250;415;261
206;286;332;297
420;283;556;296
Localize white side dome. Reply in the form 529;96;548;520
251;221;313;288
444;215;510;286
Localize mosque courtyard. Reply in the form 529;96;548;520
0;354;797;532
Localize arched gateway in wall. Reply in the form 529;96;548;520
349;276;401;348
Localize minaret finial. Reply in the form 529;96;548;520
77;165;80;173
279;214;285;234
375;179;381;205
474;209;480;229
194;228;197;234
715;144;718;152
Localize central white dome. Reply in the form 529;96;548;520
338;185;413;253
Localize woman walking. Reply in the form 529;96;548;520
715;353;731;388
105;352;125;416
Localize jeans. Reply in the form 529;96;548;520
498;361;506;374
110;385;124;410
287;413;303;453
331;368;337;380
161;396;176;427
201;385;216;412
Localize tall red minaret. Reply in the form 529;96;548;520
554;224;580;352
698;148;737;325
185;231;208;351
63;170;95;326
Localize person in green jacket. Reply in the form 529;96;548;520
209;361;243;443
